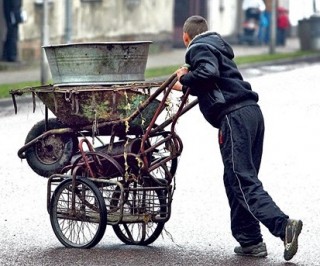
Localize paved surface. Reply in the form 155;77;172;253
1;62;320;265
1;35;320;265
0;38;302;85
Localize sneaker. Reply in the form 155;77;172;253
284;219;303;261
234;242;268;257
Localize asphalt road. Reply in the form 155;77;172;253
1;62;320;265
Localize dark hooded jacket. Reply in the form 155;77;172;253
180;31;259;128
3;0;23;26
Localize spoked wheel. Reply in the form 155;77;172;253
148;131;179;183
25;118;78;177
49;177;107;248
112;180;167;245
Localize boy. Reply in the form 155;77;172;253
173;15;302;261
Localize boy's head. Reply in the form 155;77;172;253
182;15;208;47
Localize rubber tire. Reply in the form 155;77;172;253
49;177;107;248
25;118;77;177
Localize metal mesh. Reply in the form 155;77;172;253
96;182;171;224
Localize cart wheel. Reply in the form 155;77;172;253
148;132;178;182
49;177;107;248
25;118;78;177
112;181;166;245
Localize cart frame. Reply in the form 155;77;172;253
11;74;199;248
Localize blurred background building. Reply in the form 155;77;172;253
0;0;319;61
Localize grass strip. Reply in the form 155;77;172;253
0;81;41;99
0;50;317;99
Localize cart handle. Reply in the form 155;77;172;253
137;74;183;172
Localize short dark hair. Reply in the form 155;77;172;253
183;15;208;40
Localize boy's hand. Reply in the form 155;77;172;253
172;81;183;91
175;66;189;80
172;65;189;91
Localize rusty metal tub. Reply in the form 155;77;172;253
11;82;164;135
43;41;151;86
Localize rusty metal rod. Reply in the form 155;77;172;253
150;98;198;134
17;127;74;159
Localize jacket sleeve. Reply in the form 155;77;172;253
180;44;220;94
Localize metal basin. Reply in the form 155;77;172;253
43;41;151;86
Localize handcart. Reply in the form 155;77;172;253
11;73;198;248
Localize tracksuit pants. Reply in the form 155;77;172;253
218;105;289;247
2;24;19;62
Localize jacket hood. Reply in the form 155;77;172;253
188;31;235;59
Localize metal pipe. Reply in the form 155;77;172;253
269;0;277;54
65;0;72;43
41;0;50;85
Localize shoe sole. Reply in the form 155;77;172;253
235;251;268;258
284;220;303;261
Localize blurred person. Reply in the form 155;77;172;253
241;0;266;45
277;7;290;46
2;0;23;62
258;10;269;44
242;0;266;21
173;15;303;261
